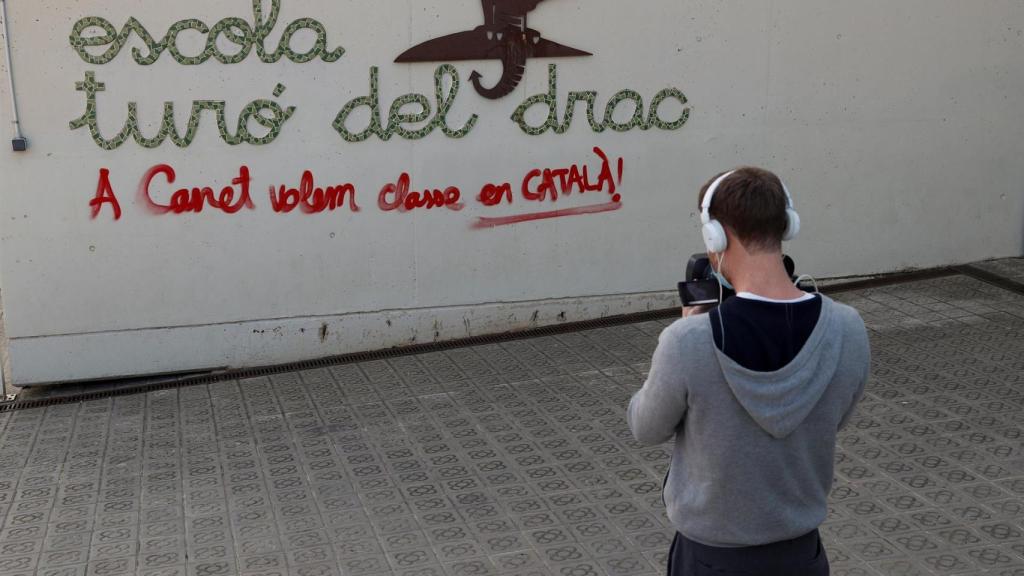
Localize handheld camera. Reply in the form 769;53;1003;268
678;253;808;307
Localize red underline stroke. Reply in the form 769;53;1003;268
473;201;622;229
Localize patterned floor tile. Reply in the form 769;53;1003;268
1;271;1024;576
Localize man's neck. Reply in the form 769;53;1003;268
725;249;805;300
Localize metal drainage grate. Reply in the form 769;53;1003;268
955;264;1024;296
0;266;970;412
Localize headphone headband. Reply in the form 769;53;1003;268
700;170;735;223
780;182;794;211
700;168;800;251
701;169;794;223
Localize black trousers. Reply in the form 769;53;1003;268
667;529;829;576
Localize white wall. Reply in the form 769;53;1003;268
1;0;1022;386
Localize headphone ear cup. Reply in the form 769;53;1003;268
783;209;800;241
702;220;728;254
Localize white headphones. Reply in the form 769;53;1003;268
700;170;801;254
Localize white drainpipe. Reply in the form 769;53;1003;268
1;0;27;151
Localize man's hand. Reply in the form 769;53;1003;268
682;304;714;318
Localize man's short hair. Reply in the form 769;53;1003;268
698;166;789;253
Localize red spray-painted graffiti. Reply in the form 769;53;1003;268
90;168;122;220
477;182;514;207
270;171;360;213
139;164;255;215
473;146;624;228
523;147;622;203
378;173;465;213
87;147;624;228
472;201;621;229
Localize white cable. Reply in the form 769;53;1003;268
716;253;727;355
794;274;820;294
1;0;24;141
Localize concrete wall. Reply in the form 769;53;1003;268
1;0;1022;386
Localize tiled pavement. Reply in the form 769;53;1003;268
0;266;1023;576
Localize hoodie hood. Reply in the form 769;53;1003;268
713;297;843;439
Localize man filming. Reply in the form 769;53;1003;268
627;167;870;575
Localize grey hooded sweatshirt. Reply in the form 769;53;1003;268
627;295;869;547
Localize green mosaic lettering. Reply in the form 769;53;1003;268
69;0;344;66
333;65;477;143
70;71;295;149
512;64;690;135
434;64;477;139
647;88;690;130
165;19;211;66
207;18;255;64
603;89;645;132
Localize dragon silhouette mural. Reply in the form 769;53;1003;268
396;0;591;99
